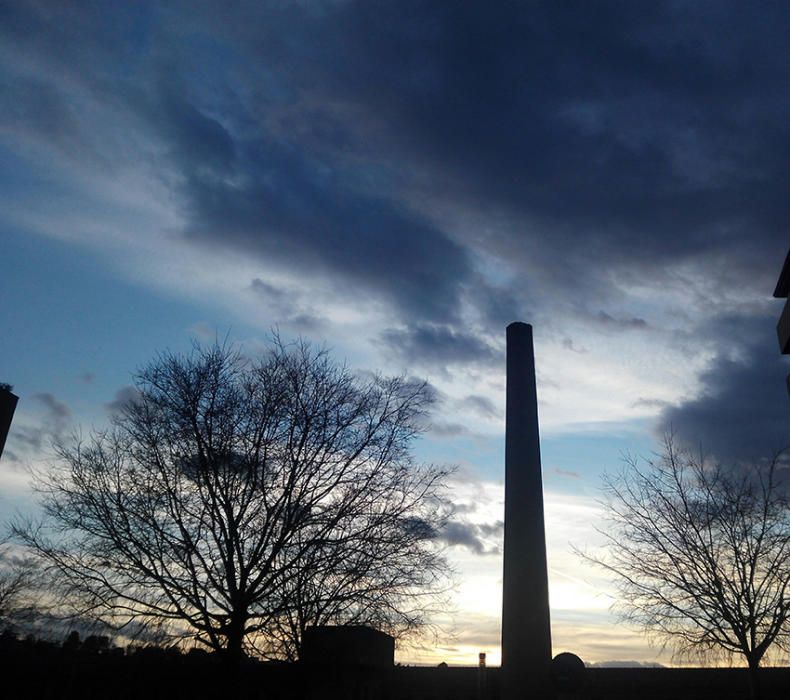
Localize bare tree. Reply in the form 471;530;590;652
259;499;448;660
581;435;790;699
14;340;450;663
0;540;42;632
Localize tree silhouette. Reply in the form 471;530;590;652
260;508;447;660
0;540;42;632
581;435;790;700
15;339;450;663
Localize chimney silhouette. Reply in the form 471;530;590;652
0;385;18;460
501;322;553;699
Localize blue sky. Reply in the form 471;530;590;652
2;1;790;666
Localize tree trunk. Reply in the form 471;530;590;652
223;612;247;669
747;655;762;700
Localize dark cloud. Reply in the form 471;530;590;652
458;394;500;420
7;1;786;330
0;74;80;154
250;278;286;303
435;519;502;555
7;2;790;322
3;1;790;431
155;88;236;175
659;314;790;462
438;521;485;554
380;324;496;370
193;0;788;300
8;393;72;454
593;311;649;332
562;338;587;354
428;421;469;439
450;502;478;516
477;520;504;538
183;138;473;324
286;314;325;333
33;393;70;423
105;386;141;418
249;279;325;333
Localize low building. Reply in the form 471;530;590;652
301;626;394;669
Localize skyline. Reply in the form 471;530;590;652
2;1;790;666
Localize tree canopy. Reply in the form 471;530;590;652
15;339;450;662
582;435;790;699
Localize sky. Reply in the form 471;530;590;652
2;0;790;667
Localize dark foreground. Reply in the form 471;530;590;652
2;637;789;699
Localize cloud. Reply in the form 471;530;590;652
250;278;286;303
428;421;470;439
659;313;790;462
562;339;587;354
380;324;496;371
631;398;670;410
2;1;789;438
445;612;501;648
105;386;141;418
7;393;72;455
154;88;236;175
187;0;787;309
477;521;504;538
587;660;665;668
248;278;325;332
188;322;217;341
32;394;70;425
436;519;502;555
178;126;474;325
593;311;649;332
449;502;479;516
457;394;500;420
438;521;486;554
6;1;787;348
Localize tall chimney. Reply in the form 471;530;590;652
0;385;18;460
501;322;553;699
